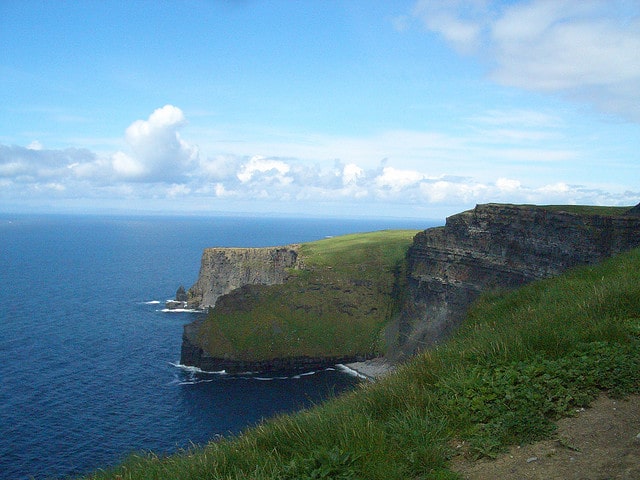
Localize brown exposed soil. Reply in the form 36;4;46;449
451;394;640;480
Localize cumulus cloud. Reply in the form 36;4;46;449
411;0;640;121
375;167;426;192
115;104;198;181
1;105;637;216
199;154;242;180
237;155;292;185
111;151;146;178
342;163;364;185
0;144;97;181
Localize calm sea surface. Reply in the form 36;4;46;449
0;214;434;479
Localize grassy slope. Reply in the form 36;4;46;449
197;230;420;360
87;245;640;480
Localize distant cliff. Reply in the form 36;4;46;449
180;230;419;372
187;246;301;309
387;203;640;360
179;204;640;372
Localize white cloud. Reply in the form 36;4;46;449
166;184;191;198
495;177;521;192
111;152;146;178
199;154;242;180
470;109;563;128
39;182;66;192
0;144;97;180
342;163;364;185
412;0;489;53
375;166;425;192
0;161;26;177
237;155;291;184
0;105;637;217
214;183;230;197
118;104;198;181
411;0;640;121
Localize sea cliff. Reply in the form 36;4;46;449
387;203;640;359
187;246;301;309
180;204;640;372
180;230;418;372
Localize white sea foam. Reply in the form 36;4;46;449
144;300;161;304
177;378;217;385
336;364;369;380
160;308;203;313
291;370;317;379
255;375;290;381
169;362;227;375
170;362;330;381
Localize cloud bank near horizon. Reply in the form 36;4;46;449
1;104;637;217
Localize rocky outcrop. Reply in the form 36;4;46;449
388;203;640;360
187;246;302;309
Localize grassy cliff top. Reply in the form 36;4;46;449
89;243;640;480
298;229;421;269
538;204;633;216
477;203;634;216
196;229;421;361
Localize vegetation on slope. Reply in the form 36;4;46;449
196;230;420;360
539;204;632;216
87;246;640;480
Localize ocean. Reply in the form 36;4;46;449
0;213;434;480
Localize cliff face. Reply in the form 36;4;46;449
180;203;640;372
180;230;419;372
187;246;301;309
389;203;640;360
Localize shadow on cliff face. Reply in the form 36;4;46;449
181;230;420;372
388;203;640;361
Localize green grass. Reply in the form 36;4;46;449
536;204;632;216
197;230;420;360
476;203;633;216
84;247;640;480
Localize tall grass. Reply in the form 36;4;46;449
85;248;640;480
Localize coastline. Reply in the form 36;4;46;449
341;358;395;381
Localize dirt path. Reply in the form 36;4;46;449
451;394;640;480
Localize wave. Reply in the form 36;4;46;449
176;378;217;386
169;362;331;382
254;375;292;381
335;364;369;380
160;308;204;313
169;362;227;375
291;370;318;379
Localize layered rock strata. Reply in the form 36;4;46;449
187;246;301;309
180;203;640;372
388;203;640;360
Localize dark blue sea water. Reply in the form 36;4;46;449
0;214;434;480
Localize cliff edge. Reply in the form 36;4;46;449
187;246;301;309
179;203;640;373
180;230;418;372
387;203;640;360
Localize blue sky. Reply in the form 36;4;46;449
1;0;639;219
